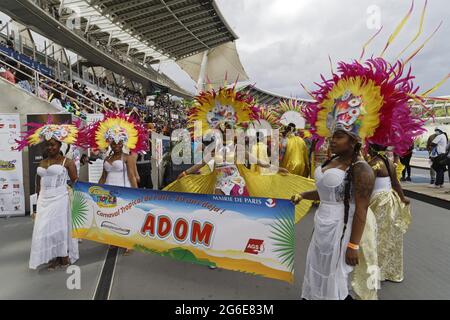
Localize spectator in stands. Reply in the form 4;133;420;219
0;66;16;84
15;64;34;93
37;78;48;100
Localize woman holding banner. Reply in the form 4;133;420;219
164;85;316;223
16;118;84;270
292;43;433;298
87;112;148;254
87;112;148;189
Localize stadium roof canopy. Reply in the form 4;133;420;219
240;85;315;106
61;0;238;61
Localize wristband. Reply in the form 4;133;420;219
347;242;360;250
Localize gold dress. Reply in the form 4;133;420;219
280;134;310;177
369;177;412;282
351;206;379;300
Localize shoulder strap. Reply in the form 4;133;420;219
62;157;67;167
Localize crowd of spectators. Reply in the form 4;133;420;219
0;35;189;136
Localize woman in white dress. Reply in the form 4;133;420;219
292;130;375;300
98;141;138;189
31;138;79;270
16;119;85;271
88;112;148;255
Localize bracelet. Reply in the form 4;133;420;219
347;242;360;250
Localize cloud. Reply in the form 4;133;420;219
162;0;450;98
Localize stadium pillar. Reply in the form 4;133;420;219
196;50;209;94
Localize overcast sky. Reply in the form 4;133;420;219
160;0;450;99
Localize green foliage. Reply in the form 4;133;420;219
269;211;295;272
71;191;89;230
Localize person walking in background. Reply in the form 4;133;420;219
431;128;449;189
400;144;414;182
427;132;438;185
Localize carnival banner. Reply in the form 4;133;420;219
72;182;296;283
0;114;25;217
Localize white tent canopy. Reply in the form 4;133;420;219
176;41;249;92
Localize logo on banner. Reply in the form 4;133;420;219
265;199;277;208
101;221;130;236
244;239;265;255
0;160;16;171
88;186;117;208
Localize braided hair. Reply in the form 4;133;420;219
337;141;362;265
319;137;362;263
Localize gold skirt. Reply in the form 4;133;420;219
369;190;412;282
351;208;379;300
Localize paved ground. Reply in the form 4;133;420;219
0;217;108;299
401;168;450;202
1;197;449;300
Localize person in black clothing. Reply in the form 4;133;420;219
400;145;414;182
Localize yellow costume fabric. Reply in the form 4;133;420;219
395;162;405;182
164;164;315;223
351;208;379;300
281;135;310;177
250;142;272;175
369;190;411;282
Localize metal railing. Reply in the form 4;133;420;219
0;49;106;115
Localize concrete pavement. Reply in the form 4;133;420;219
1;197;449;300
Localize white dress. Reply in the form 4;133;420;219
301;164;363;300
29;159;79;269
104;159;131;187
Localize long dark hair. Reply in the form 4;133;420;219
336;141;362;265
320;138;362;261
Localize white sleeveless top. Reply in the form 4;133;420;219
372;176;392;195
104;159;131;187
314;159;367;204
37;158;68;197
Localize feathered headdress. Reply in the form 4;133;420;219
15;116;86;151
275;99;308;130
188;85;259;134
86;111;148;154
250;108;280;131
303;1;447;156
